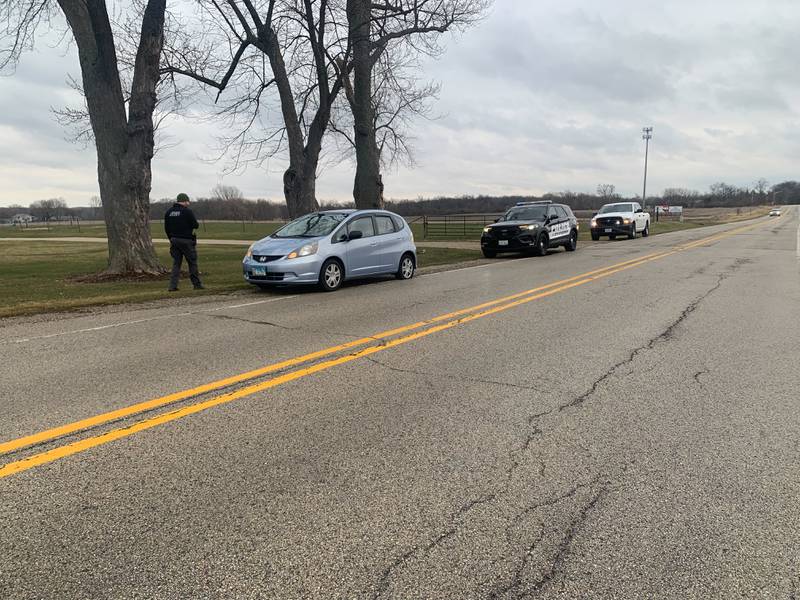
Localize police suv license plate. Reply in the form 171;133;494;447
498;240;509;246
604;228;612;233
252;266;266;276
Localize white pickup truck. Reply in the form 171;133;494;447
590;202;651;240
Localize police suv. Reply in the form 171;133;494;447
480;201;579;258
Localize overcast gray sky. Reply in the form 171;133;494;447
1;0;798;207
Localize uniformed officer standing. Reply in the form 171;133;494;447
164;193;204;291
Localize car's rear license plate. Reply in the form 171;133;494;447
498;240;509;246
252;266;266;276
604;228;612;233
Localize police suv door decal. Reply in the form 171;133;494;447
549;218;570;238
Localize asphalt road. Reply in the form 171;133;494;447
1;209;798;599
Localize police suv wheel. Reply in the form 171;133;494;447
566;231;578;251
319;259;343;292
396;253;415;280
609;234;616;240
591;232;600;241
534;234;548;256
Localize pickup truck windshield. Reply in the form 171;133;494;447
599;203;633;214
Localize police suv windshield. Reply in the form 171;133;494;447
272;213;347;238
502;206;548;222
599;203;633;214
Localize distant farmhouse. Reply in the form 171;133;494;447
11;214;35;225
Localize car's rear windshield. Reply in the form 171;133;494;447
599;203;633;214
272;213;347;238
502;206;548;221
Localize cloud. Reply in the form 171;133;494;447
1;0;799;207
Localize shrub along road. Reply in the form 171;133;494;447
0;209;798;598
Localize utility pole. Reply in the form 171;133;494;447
642;127;653;215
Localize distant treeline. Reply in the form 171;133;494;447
3;180;797;223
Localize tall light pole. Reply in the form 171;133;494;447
642;127;653;213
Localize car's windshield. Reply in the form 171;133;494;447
272;213;347;238
599;203;633;214
502;206;548;221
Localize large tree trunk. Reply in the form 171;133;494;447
58;0;165;275
347;0;384;209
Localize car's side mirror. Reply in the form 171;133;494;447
348;230;363;240
494;218;500;223
592;212;598;217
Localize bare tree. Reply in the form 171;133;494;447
345;0;489;209
1;0;168;275
162;1;353;219
753;178;769;196
29;198;67;223
597;184;617;200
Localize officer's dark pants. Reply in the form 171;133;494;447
169;237;202;289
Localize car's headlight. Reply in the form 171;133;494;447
623;218;630;225
520;224;538;230
483;226;491;233
590;219;597;227
244;243;255;260
286;242;318;259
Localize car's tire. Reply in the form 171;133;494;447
628;224;636;239
396;253;415;280
565;230;578;251
642;221;650;237
534;234;548;256
482;248;497;258
591;232;600;241
609;234;617;240
318;258;344;292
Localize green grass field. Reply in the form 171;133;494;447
0;241;480;318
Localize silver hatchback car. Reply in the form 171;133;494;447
242;209;417;291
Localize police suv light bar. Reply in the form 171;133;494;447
514;200;552;206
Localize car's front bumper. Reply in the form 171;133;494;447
481;234;536;251
242;254;323;285
591;224;631;236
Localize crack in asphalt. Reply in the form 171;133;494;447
205;313;298;330
371;493;497;600
365;357;553;390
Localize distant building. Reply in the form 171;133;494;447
11;214;35;225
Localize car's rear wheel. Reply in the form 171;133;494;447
482;248;497;258
396;253;415;280
642;221;650;237
565;230;578;251
318;258;343;292
628;224;636;239
534;234;548;256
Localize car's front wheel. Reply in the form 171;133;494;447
396;253;415;280
565;230;578;251
628;224;636;239
318;258;344;292
534;234;548;256
591;232;600;241
482;248;497;258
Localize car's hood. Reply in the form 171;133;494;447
489;220;544;228
250;236;322;256
594;212;632;219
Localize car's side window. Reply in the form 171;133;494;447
347;216;375;238
555;206;568;219
375;215;396;235
391;216;406;231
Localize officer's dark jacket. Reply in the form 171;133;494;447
164;203;199;240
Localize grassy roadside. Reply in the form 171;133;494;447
0;242;480;319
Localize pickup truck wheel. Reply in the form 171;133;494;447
565;230;578;251
628;224;636;239
591;232;600;241
642;222;650;237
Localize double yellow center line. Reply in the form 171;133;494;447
0;218;769;479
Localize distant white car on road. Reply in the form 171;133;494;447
768;208;781;217
590;202;650;240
